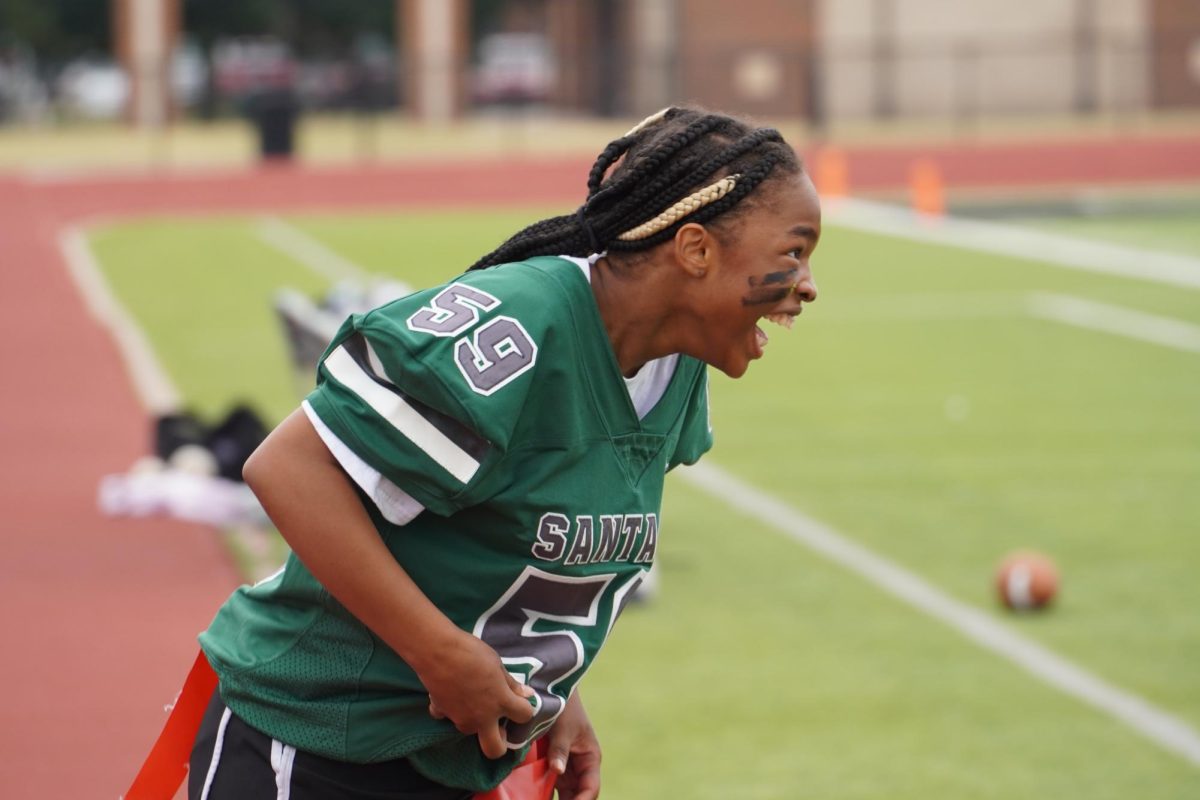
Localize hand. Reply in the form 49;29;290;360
546;692;601;800
420;631;535;759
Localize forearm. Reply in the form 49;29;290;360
243;408;457;674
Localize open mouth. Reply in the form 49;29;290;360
752;311;798;357
763;312;796;331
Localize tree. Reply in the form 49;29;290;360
0;0;108;64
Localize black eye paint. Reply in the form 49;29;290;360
748;268;798;287
742;287;791;306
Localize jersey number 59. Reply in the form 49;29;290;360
406;283;538;396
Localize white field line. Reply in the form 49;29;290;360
827;198;1200;291
256;215;370;284
58;226;181;414
679;460;1200;768
1028;292;1200;354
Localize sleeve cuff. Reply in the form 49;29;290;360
302;399;426;526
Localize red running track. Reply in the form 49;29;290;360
0;133;1197;799
812;134;1200;191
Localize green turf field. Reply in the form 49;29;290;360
88;208;1200;798
1022;213;1200;259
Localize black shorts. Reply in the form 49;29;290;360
188;693;472;800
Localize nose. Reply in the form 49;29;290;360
793;273;818;303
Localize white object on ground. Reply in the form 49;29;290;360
99;467;268;528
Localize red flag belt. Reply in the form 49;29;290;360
124;651;554;800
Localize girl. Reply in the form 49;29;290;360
190;106;820;800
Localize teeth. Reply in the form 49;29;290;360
763;313;794;330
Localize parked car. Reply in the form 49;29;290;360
212;37;295;99
471;33;556;106
53;45;208;119
55;57;128;118
0;42;48;122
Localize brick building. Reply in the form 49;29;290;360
491;0;1200;121
112;0;1200;126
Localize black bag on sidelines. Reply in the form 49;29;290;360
153;405;268;483
153;412;211;461
205;405;268;482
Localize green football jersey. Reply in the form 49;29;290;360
199;256;713;791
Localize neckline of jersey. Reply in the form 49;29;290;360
530;256;696;436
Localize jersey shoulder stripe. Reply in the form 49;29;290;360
322;340;486;485
341;332;491;462
302;399;426;525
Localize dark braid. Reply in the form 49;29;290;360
602;128;786;239
584;115;727;206
586;136;635;197
469;106;801;271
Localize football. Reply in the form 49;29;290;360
995;551;1059;611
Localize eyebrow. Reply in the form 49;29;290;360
789;225;818;240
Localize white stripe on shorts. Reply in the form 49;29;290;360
271;738;297;800
198;707;233;800
322;344;481;484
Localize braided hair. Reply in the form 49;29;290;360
468;106;801;271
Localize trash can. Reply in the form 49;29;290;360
251;88;299;160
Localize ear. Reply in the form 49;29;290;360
672;222;713;279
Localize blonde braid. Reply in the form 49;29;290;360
615;174;740;242
621;107;673;139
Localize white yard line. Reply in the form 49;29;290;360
827;198;1200;291
59;225;181;414
256;215;370;284
679;460;1200;768
1028;292;1200;354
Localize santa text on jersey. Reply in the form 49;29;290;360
530;512;657;566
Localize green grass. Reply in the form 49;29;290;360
703;224;1200;734
89;209;1200;797
1020;213;1200;259
90;217;329;422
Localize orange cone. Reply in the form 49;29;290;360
909;157;945;217
813;146;849;198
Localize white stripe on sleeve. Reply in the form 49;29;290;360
321;344;481;484
303;400;425;525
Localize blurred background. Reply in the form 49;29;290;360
1;0;1198;165
2;2;1199;799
